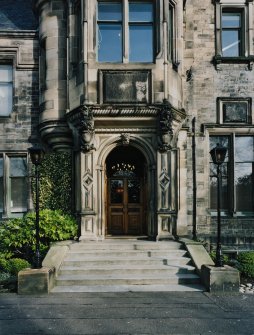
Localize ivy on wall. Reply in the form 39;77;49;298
33;151;73;214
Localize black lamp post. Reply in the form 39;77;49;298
210;143;227;267
28;147;45;269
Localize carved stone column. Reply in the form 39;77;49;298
67;105;97;240
156;101;181;240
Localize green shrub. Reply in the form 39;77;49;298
0;258;8;272
209;251;229;264
0;258;30;276
237;251;254;278
0;209;78;262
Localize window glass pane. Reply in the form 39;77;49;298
209;136;229;210
222;14;241;28
210;164;228;209
0;83;13;116
129;2;153;22
0;65;12;82
10;157;27;211
168;6;174;61
10;157;27;177
128;179;140;203
110;180;124;204
222;30;240;56
235;163;254;211
11;178;27;211
98;2;122;21
129;25;153;62
235;137;254;162
209;136;229;162
98;24;122;62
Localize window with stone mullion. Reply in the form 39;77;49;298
97;0;154;63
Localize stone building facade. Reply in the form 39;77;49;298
1;0;254;247
0;0;39;218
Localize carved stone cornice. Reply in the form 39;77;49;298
91;105;158;117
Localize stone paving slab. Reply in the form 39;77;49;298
0;292;253;334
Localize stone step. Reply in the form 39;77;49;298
55;273;200;286
70;241;183;251
52;240;203;292
62;257;191;267
66;249;187;258
51;283;205;293
58;264;196;276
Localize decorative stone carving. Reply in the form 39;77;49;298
159;168;170;191
158;101;173;152
67;105;95;152
120;133;130;146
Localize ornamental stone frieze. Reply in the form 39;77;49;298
67;105;95;153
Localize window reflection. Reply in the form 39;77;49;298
110;180;124;204
221;12;242;57
210;135;254;212
10;157;28;212
128;179;140;203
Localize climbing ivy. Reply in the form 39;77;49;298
32;151;73;214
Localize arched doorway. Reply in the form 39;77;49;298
106;146;147;236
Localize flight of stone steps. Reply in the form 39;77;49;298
51;239;204;292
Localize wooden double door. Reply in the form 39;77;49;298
107;176;143;235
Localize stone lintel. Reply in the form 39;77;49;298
18;267;55;295
201;264;240;292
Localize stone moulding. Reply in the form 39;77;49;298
38;119;73;151
67;103;186;152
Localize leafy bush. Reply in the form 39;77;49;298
209;251;229;264
237;251;254;278
0;258;30;276
0;209;78;262
32;151;73;213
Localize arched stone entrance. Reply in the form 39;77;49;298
105;146;147;236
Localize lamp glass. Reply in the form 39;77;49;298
28;147;45;166
210;143;227;165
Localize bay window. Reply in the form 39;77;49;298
210;135;254;214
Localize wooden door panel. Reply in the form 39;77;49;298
109;209;124;235
107;177;143;235
127;214;141;234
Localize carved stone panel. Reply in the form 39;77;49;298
99;70;151;104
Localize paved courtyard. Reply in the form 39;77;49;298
0;291;254;334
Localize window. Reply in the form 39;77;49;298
0;65;13;116
217;98;251;124
0;154;28;217
97;1;154;63
221;10;243;57
210;135;254;213
214;0;254;67
168;1;177;65
75;0;82;64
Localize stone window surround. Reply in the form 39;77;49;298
0;152;28;218
217;97;252;124
213;0;254;69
